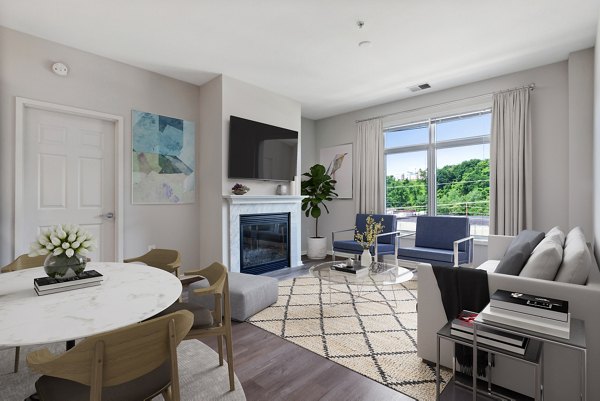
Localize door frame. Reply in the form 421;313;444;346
15;97;124;261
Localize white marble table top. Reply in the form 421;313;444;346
0;262;182;347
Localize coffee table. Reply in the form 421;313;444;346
309;261;414;306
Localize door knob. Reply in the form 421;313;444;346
99;212;114;219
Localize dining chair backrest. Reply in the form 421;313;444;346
1;254;46;273
123;249;181;275
27;310;193;393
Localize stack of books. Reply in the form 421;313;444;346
451;310;529;355
480;290;570;339
331;261;368;276
34;270;104;296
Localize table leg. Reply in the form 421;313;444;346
582;349;587;401
436;335;441;401
473;324;478;401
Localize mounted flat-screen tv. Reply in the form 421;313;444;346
228;116;298;181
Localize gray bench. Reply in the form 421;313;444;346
188;272;278;321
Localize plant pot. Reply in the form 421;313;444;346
360;249;372;267
44;253;87;279
307;237;327;259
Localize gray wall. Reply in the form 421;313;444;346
594;15;600;263
311;58;594;253
0;27;202;268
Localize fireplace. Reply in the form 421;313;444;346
239;213;290;275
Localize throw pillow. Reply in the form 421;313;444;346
519;234;563;280
546;226;566;247
495;230;545;276
555;227;591;285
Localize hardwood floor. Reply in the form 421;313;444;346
198;257;490;401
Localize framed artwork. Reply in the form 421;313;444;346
131;110;195;204
320;143;353;199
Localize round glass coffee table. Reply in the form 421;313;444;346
309;261;414;305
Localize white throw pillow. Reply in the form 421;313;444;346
554;227;591;285
546;226;566;247
519;234;563;280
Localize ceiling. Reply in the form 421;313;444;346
1;1;598;120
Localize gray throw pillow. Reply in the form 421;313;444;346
495;230;545;276
519;234;563;280
555;227;591;285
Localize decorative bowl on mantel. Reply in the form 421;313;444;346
232;183;250;195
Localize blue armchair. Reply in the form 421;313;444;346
332;214;398;261
396;215;473;267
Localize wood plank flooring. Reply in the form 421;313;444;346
199;257;490;401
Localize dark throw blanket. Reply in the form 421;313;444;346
432;265;490;377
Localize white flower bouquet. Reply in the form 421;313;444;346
29;224;96;258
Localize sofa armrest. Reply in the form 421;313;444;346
487;234;514;260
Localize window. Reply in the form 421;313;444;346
384;110;491;236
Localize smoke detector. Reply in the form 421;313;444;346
408;83;431;92
51;62;69;77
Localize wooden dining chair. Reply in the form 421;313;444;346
27;310;193;401
123;248;181;276
155;262;235;391
1;253;46;273
1;253;46;373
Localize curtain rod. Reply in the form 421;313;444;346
355;83;535;124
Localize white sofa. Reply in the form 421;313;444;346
417;234;600;400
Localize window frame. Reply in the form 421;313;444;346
384;107;492;232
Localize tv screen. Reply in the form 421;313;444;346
228;116;298;181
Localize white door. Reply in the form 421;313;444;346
20;107;116;262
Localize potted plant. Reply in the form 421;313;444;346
301;164;338;259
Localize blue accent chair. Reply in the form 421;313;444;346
396;215;473;267
332;214;398;261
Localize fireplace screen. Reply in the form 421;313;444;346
239;213;290;275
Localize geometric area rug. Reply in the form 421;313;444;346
247;275;451;401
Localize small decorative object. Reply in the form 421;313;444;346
354;215;385;267
29;224;96;279
276;184;288;195
232;183;250;195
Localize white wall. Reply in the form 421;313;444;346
0;27;202;268
300;117;317;252
568;48;595;240
594;14;600;263
311;59;595;255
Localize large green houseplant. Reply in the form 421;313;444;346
301;164;338;259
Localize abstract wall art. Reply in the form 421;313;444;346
320;143;353;199
132;110;195;204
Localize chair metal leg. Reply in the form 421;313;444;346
225;329;235;391
14;346;20;373
217;335;224;366
161;386;173;401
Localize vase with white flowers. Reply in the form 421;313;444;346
354;215;384;267
29;224;96;279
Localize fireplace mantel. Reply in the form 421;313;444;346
223;195;304;273
223;195;305;204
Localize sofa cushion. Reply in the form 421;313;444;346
397;247;468;264
519;234;563;280
333;240;395;255
494;230;545;276
554;227;591;285
414;216;470;251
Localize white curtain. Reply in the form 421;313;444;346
354;118;385;214
490;87;532;235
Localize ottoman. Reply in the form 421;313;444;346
188;272;278;321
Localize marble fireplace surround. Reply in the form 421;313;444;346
223;195;304;273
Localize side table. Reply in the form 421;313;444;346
435;316;587;401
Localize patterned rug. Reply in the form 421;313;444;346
247;275;451;401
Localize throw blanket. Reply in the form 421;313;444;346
432;265;490;377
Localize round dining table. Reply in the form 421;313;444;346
0;262;182;347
